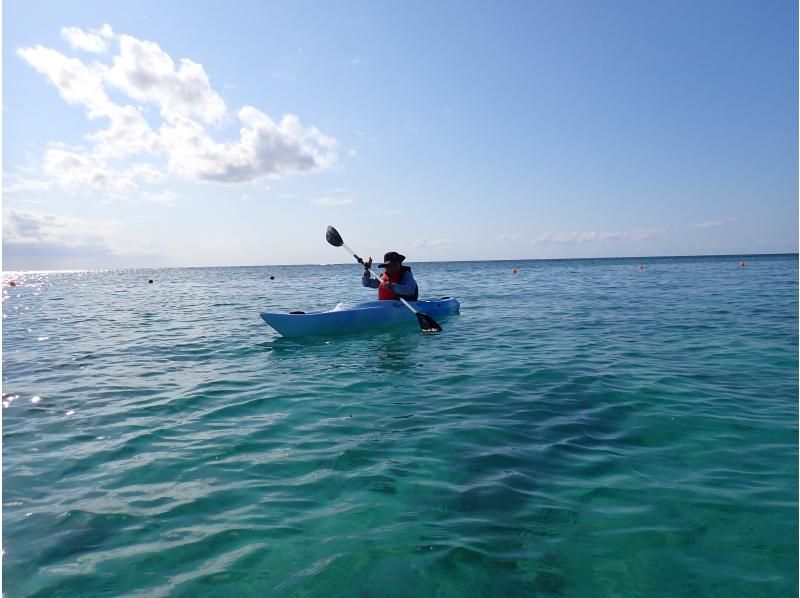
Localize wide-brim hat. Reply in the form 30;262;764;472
378;251;406;267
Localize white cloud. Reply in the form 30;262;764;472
3;208;122;248
15;25;337;195
691;217;737;229
105;34;227;124
497;233;520;242
313;195;353;206
16;44;160;160
125;163;165;183
17;45;112;118
43;147;138;195
3;175;51;194
3;208;159;268
60;25;112;53
88;104;162;157
532;228;662;244
412;238;451;247
159;107;336;182
141;190;177;205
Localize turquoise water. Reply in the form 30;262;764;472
3;255;797;597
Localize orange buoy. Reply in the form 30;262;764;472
9;281;16;287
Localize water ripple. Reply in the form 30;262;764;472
3;256;797;596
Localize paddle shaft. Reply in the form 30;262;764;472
339;243;421;315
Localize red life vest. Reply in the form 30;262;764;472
377;267;419;301
378;270;403;300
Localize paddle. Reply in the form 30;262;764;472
325;226;443;332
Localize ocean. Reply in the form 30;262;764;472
2;254;797;596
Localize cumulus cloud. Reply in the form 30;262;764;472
104;33;227;124
42;147;138;195
88;104;162;158
533;229;662;244
16;43;160;161
14;25;337;196
161;107;336;183
691;217;737;229
125;163;165;183
60;25;113;53
17;45;112;118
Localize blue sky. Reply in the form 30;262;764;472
3;0;797;269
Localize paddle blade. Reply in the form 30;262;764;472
416;312;443;332
326;226;344;247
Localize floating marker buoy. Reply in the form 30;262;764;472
148;279;154;284
269;275;275;280
9;281;16;287
739;261;745;267
512;268;517;274
639;265;644;270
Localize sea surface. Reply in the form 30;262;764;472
2;255;798;597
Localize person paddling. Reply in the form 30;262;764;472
362;251;419;301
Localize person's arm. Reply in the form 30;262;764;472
361;256;379;288
362;270;380;288
388;271;417;296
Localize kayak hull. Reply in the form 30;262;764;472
260;297;460;338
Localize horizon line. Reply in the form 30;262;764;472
3;251;797;274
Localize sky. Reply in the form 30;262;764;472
3;0;798;269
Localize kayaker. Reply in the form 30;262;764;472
362;251;419;301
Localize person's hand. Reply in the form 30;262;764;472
364;257;372;271
380;280;393;289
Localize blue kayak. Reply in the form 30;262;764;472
260;297;460;338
